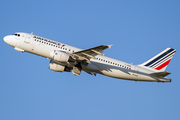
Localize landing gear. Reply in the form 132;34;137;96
72;63;82;76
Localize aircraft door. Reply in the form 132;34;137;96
24;34;31;43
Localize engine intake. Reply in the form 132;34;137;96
49;60;71;72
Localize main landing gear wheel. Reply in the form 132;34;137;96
72;63;82;76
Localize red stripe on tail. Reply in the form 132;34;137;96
155;59;171;70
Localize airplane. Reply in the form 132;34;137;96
4;32;176;82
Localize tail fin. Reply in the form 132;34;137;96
140;48;176;71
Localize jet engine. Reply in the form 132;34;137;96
50;50;75;63
49;60;71;72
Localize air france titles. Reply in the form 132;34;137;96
33;36;61;46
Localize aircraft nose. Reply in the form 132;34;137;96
4;35;11;43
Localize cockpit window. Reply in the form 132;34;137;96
13;33;20;37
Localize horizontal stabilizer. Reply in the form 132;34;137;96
150;72;171;78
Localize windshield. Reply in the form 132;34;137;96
13;33;20;37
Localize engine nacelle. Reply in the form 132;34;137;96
50;50;74;63
49;60;71;72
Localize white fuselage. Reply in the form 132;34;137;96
4;32;171;82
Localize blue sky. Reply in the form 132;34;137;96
1;0;180;120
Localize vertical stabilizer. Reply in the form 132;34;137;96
139;48;176;71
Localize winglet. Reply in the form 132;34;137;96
108;44;113;49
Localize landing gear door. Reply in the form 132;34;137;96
24;34;31;43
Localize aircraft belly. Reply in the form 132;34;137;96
82;62;101;74
93;62;132;79
96;64;160;81
101;69;134;80
103;70;157;81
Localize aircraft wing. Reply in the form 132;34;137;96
71;45;112;63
